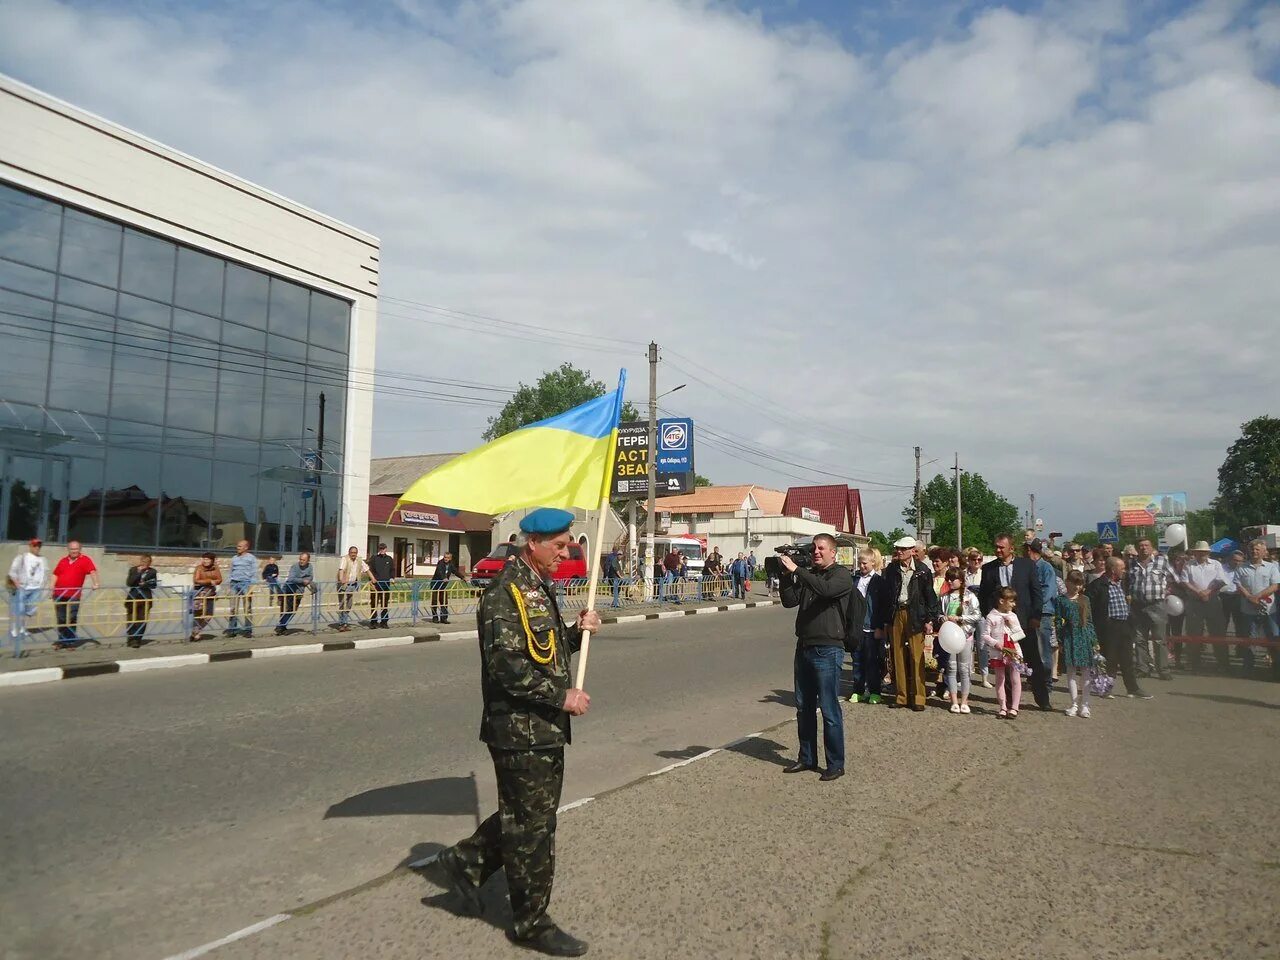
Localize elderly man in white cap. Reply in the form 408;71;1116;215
1176;541;1228;671
873;536;940;711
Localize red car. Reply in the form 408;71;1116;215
468;541;589;589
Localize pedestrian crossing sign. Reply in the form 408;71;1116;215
1097;521;1119;543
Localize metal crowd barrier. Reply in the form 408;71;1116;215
3;576;747;655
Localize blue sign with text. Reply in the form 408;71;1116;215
1097;521;1119;543
656;418;694;474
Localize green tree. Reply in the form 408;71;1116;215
694;473;713;487
483;363;640;441
1072;531;1101;548
903;472;1020;551
1214;416;1280;537
866;527;909;555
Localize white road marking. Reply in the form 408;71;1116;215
611;614;646;623
656;611;684;619
251;643;325;658
0;667;63;687
161;914;291;960
437;630;478;642
351;635;415;650
647;748;721;777
557;796;595;813
117;654;210;672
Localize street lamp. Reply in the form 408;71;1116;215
657;383;686;401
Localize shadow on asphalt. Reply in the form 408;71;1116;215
760;688;797;708
410;843;511;933
325;773;481;822
1168;691;1280;711
655;738;791;767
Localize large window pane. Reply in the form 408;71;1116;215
210;447;260;549
159;452;213;548
0;289;53;406
117;292;171;331
48;305;112;415
262;334;307;445
224;263;269;330
103;427;161;547
175;247;224;316
0;184;61;270
0;257;56;299
172;307;216;339
60;209;121;287
217;354;264;439
268;278;309;338
64;452;105;545
308;292;350;352
56;276;117;315
120;229;175;302
111;318;170;423
166;331;219;433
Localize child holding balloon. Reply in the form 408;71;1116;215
939;567;981;714
983;587;1024;718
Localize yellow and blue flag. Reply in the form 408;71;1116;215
397;371;628;516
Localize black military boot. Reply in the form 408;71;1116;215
506;923;588;956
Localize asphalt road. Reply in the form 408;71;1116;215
0;606;799;960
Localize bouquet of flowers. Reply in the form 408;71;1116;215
1017;661;1033;678
1088;652;1114;697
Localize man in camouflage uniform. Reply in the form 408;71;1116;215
433;508;599;957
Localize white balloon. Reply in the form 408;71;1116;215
938;621;967;655
1164;594;1185;617
1165;523;1187;547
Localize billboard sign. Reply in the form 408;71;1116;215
613;424;690;497
656;417;694;474
1117;492;1187;529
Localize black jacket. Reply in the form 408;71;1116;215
431;559;459;584
873;561;939;635
848;571;879;638
369;553;395;582
125;565;157;598
780;563;854;646
978;557;1042;629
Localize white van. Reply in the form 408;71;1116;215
648;536;706;576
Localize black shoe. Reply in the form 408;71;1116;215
431;616;440;623
222;629;237;637
506;925;588;957
782;761;817;774
440;618;450;625
430;849;484;916
1038;702;1053;712
126;638;140;649
274;627;286;636
819;768;844;782
911;704;926;712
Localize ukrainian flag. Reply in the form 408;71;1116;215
398;371;628;515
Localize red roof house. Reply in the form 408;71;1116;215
781;485;866;536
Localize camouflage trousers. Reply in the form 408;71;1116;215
451;746;565;937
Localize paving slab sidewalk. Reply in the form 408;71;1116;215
213;673;1279;960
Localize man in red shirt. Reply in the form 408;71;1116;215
52;540;100;649
662;549;683;604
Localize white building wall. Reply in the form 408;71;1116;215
665;514;838;561
0;74;379;553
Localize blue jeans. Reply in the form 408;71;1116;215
54;596;81;643
662;570;680;602
794;644;845;771
1241;611;1278;675
371;580;390;624
1038;615;1056;675
848;629;882;697
228;581;253;635
610;577;622;608
9;588;41;643
278;583;303;629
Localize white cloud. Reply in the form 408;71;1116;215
0;0;1276;536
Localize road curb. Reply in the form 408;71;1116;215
0;600;777;690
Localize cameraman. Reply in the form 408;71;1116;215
778;534;854;782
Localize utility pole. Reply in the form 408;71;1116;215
914;446;922;540
644;342;658;601
1029;493;1036;535
954;452;962;551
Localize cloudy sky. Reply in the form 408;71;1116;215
2;0;1277;537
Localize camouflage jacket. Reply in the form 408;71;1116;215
476;556;582;750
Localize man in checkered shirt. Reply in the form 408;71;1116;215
1126;538;1173;680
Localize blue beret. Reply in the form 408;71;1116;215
519;508;575;536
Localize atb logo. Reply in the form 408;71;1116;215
661;422;688;450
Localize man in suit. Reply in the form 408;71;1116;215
979;533;1050;710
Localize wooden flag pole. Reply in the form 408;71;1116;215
572;498;611;690
572;369;626;690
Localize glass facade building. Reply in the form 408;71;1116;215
0;180;352;555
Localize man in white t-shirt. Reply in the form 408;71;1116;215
335;546;369;632
7;538;48;650
1177;541;1227;671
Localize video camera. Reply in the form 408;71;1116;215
765;541;815;578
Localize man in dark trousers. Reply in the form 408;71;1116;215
979;533;1051;710
431;508;600;957
431;551;462;624
367;542;395;628
779;533;854;780
1087;557;1152;699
